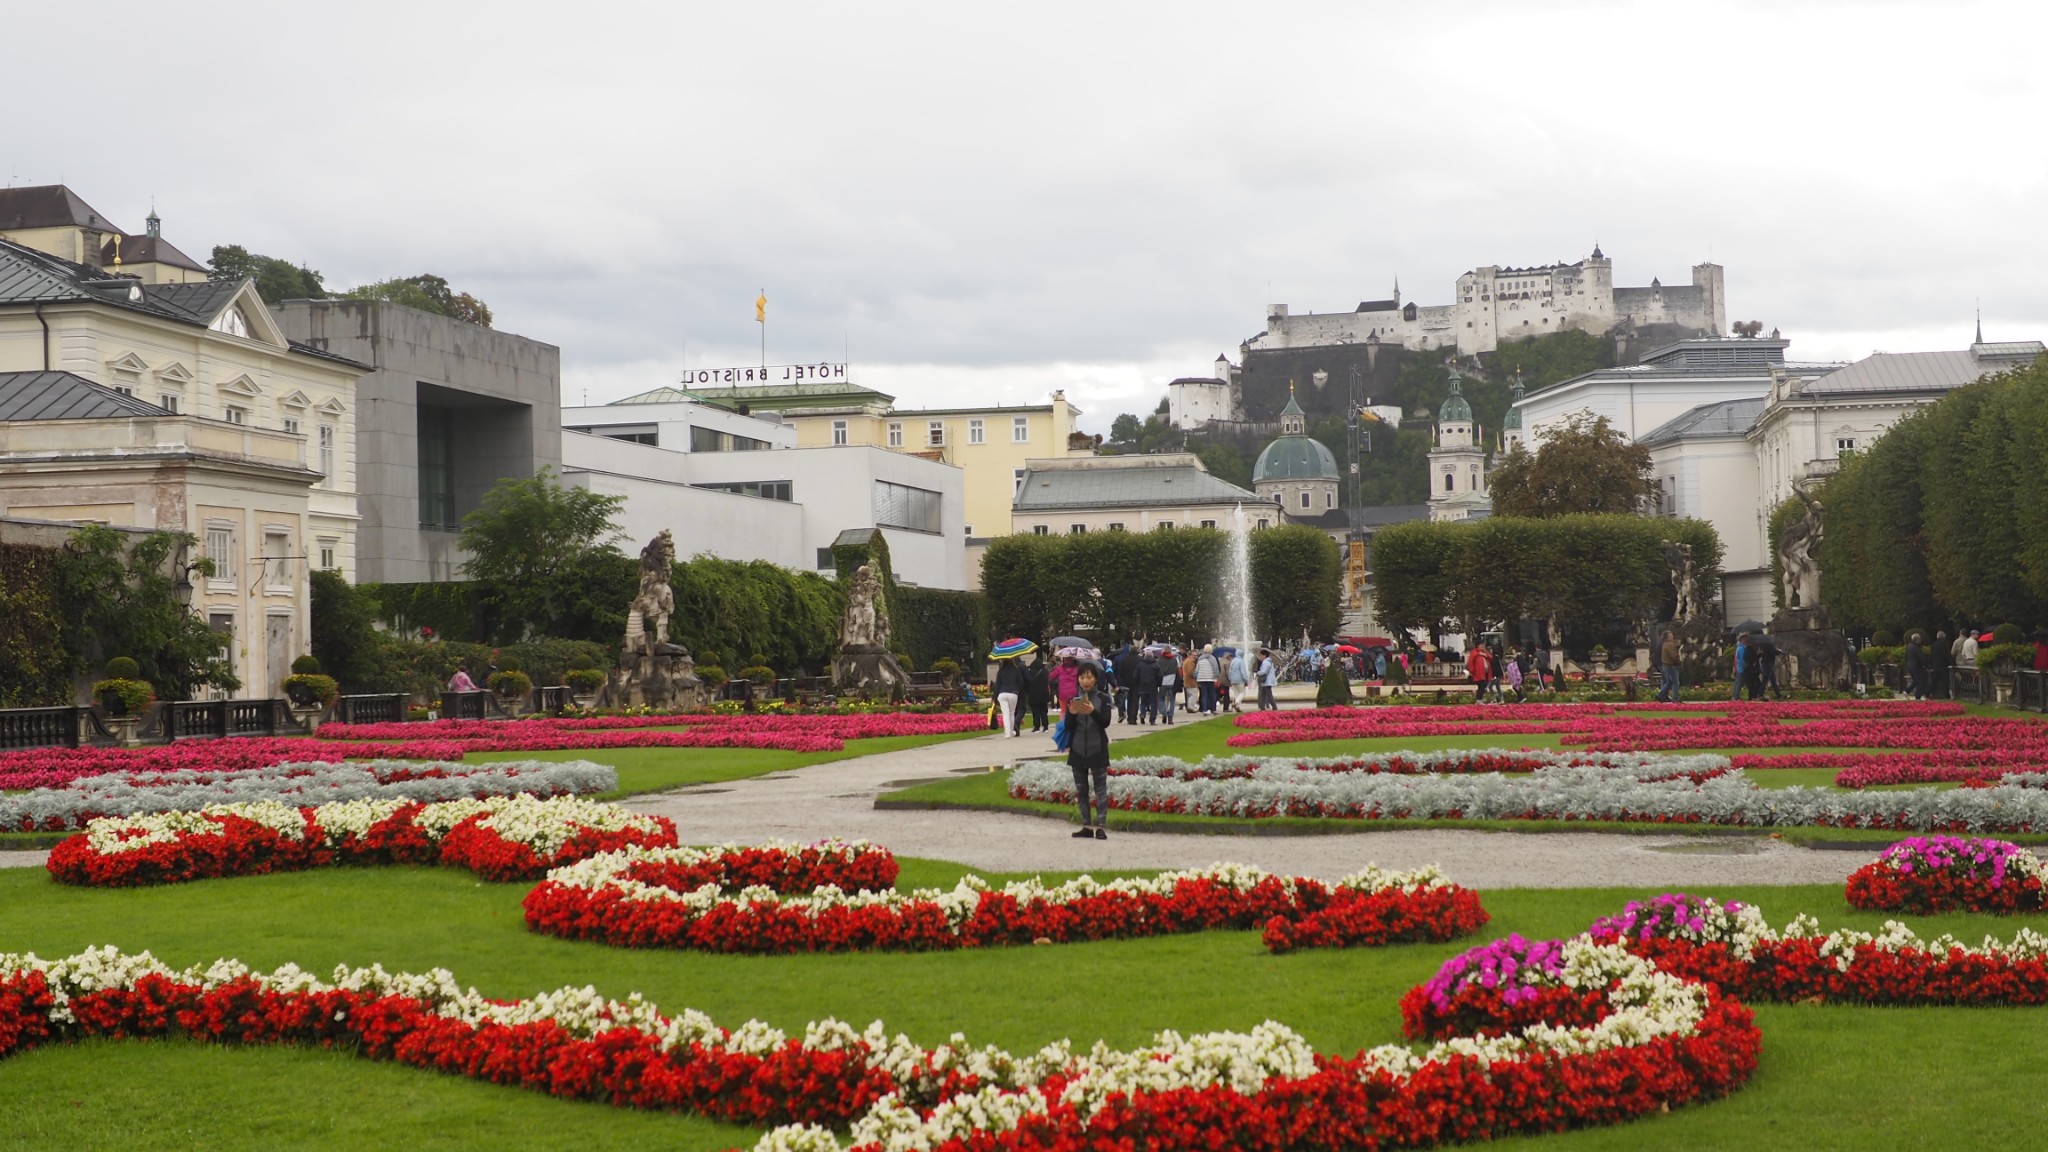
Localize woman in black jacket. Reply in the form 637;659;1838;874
1065;664;1114;839
993;655;1027;737
1024;656;1051;732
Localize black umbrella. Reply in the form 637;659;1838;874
2029;629;2048;643
1751;633;1778;651
1048;635;1091;651
1729;620;1767;634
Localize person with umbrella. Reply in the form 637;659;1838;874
1133;642;1162;724
1111;641;1141;723
1154;645;1180;724
1025;651;1051;733
1755;633;1782;700
990;638;1034;737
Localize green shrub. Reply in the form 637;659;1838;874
103;656;140;680
696;666;729;688
496;656;523;674
931;657;963;685
892;650;915;673
568;651;596;672
1993;623;2024;646
283;673;339;707
498;640;610;688
487;670;532;698
291;654;323;676
1315;662;1352;706
92;677;155;715
1871;629;1898;647
562;668;606;694
739;665;776;686
1978;642;2034;670
1383;655;1410;685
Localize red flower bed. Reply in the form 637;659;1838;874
524;861;1489;955
317;711;991;753
1843;836;2048;915
0;738;469;791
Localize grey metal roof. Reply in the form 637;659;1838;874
1640;397;1767;446
139;281;243;325
0;186;115;232
0;371;170;420
114;234;208;272
1013;463;1265;511
0;244;94;304
1254;434;1340;482
1351;503;1432;528
1803;345;2043;395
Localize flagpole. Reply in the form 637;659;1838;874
759;288;766;375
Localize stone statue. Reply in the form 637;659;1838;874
1778;485;1825;610
839;562;890;652
1663;540;1699;623
623;530;680;657
831;561;907;696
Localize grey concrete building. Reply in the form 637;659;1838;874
273;300;560;583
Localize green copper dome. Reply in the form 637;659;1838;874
1503;382;1524;430
1439;373;1473;424
1254;433;1340;483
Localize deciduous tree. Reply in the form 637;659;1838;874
1488;412;1658;518
458;468;624;641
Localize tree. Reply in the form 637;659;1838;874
208;244;326;303
309;569;385;691
1108;413;1144;447
1250;526;1342;641
1488;412;1658;518
342;273;494;327
457;467;625;641
55;526;239;699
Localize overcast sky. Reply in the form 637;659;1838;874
9;1;2043;430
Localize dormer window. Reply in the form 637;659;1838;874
211;307;251;338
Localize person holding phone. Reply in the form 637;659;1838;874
1065;664;1114;839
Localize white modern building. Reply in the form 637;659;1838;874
1513;336;1841;444
559;400;967;589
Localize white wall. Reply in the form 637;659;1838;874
1518;372;1777;443
1649;434;1766;574
561;398;798;452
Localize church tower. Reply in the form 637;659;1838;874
1428;369;1491;521
1501;377;1527;454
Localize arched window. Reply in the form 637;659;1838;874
1300;491;1311;509
1443;473;1454;493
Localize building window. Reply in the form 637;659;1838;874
1200;519;1217;529
1257;518;1270;529
1300;491;1311;509
159;393;179;413
1836;437;1856;452
1443;473;1454;493
692;480;793;502
968;418;985;445
205;525;236;584
318;424;335;478
1107;522;1125;531
207;614;235;663
832;420;848;446
928;421;946;447
687;425;769;452
817;547;835;570
873;480;943;534
963;524;973;537
418;405;457;530
1013;468;1026;496
1070;524;1087;534
887;422;903;447
224;406;247;425
263;531;292;590
283;417;300;436
1326;491;1336;508
112;384;135;397
318;539;338;571
1033;525;1049;535
1013;416;1029;443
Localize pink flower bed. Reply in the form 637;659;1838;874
0;738;468;791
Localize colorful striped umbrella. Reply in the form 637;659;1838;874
990;638;1037;659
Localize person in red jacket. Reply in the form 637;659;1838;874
1466;645;1491;704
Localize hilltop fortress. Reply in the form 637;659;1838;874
1246;246;1725;359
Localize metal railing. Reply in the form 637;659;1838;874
1950;667;1989;704
2017;670;2048;713
335;694;410;724
533;686;571;715
440;691;491;720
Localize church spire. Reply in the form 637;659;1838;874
1976;306;1984;345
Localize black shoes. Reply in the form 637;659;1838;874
1071;827;1095;839
1094;827;1107;840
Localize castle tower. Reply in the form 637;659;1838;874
1428;370;1491;521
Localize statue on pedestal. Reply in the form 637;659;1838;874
606;530;702;709
1767;484;1851;687
1778;485;1825;611
832;561;908;696
1663;540;1700;624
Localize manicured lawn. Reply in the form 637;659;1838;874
469;731;986;798
4;863;2048;1149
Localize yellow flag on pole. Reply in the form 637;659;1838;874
755;293;767;324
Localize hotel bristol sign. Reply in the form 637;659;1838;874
680;363;849;386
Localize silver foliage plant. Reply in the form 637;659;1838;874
1012;754;2048;832
2;759;616;832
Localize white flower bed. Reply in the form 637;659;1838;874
78;793;666;856
1;759;615;831
1113;749;1730;781
1013;756;2048;831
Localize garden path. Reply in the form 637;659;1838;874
624;717;1875;888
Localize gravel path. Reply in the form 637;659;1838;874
624;717;1876;889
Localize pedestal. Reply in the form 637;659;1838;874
832;645;910;699
604;648;704;711
103;716;143;747
1768;607;1854;690
290;706;324;735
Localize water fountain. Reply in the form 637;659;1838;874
1226;503;1254;649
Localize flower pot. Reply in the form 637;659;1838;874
99;690;128;718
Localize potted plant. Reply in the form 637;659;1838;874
93;656;154;719
562;652;606;704
488;656;533;713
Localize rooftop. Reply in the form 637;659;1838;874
0;371;169;421
1014;455;1267;511
1639;397;1768;446
0;185;117;233
1801;342;2043;396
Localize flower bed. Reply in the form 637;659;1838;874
1009;755;2048;832
1225;699;1965;750
0;937;1758;1152
1;759;615;833
0;738;469;791
1112;749;1734;784
1587;891;2048;1006
317;711;992;753
1844;836;2048;914
525;855;1488;955
45;794;677;886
